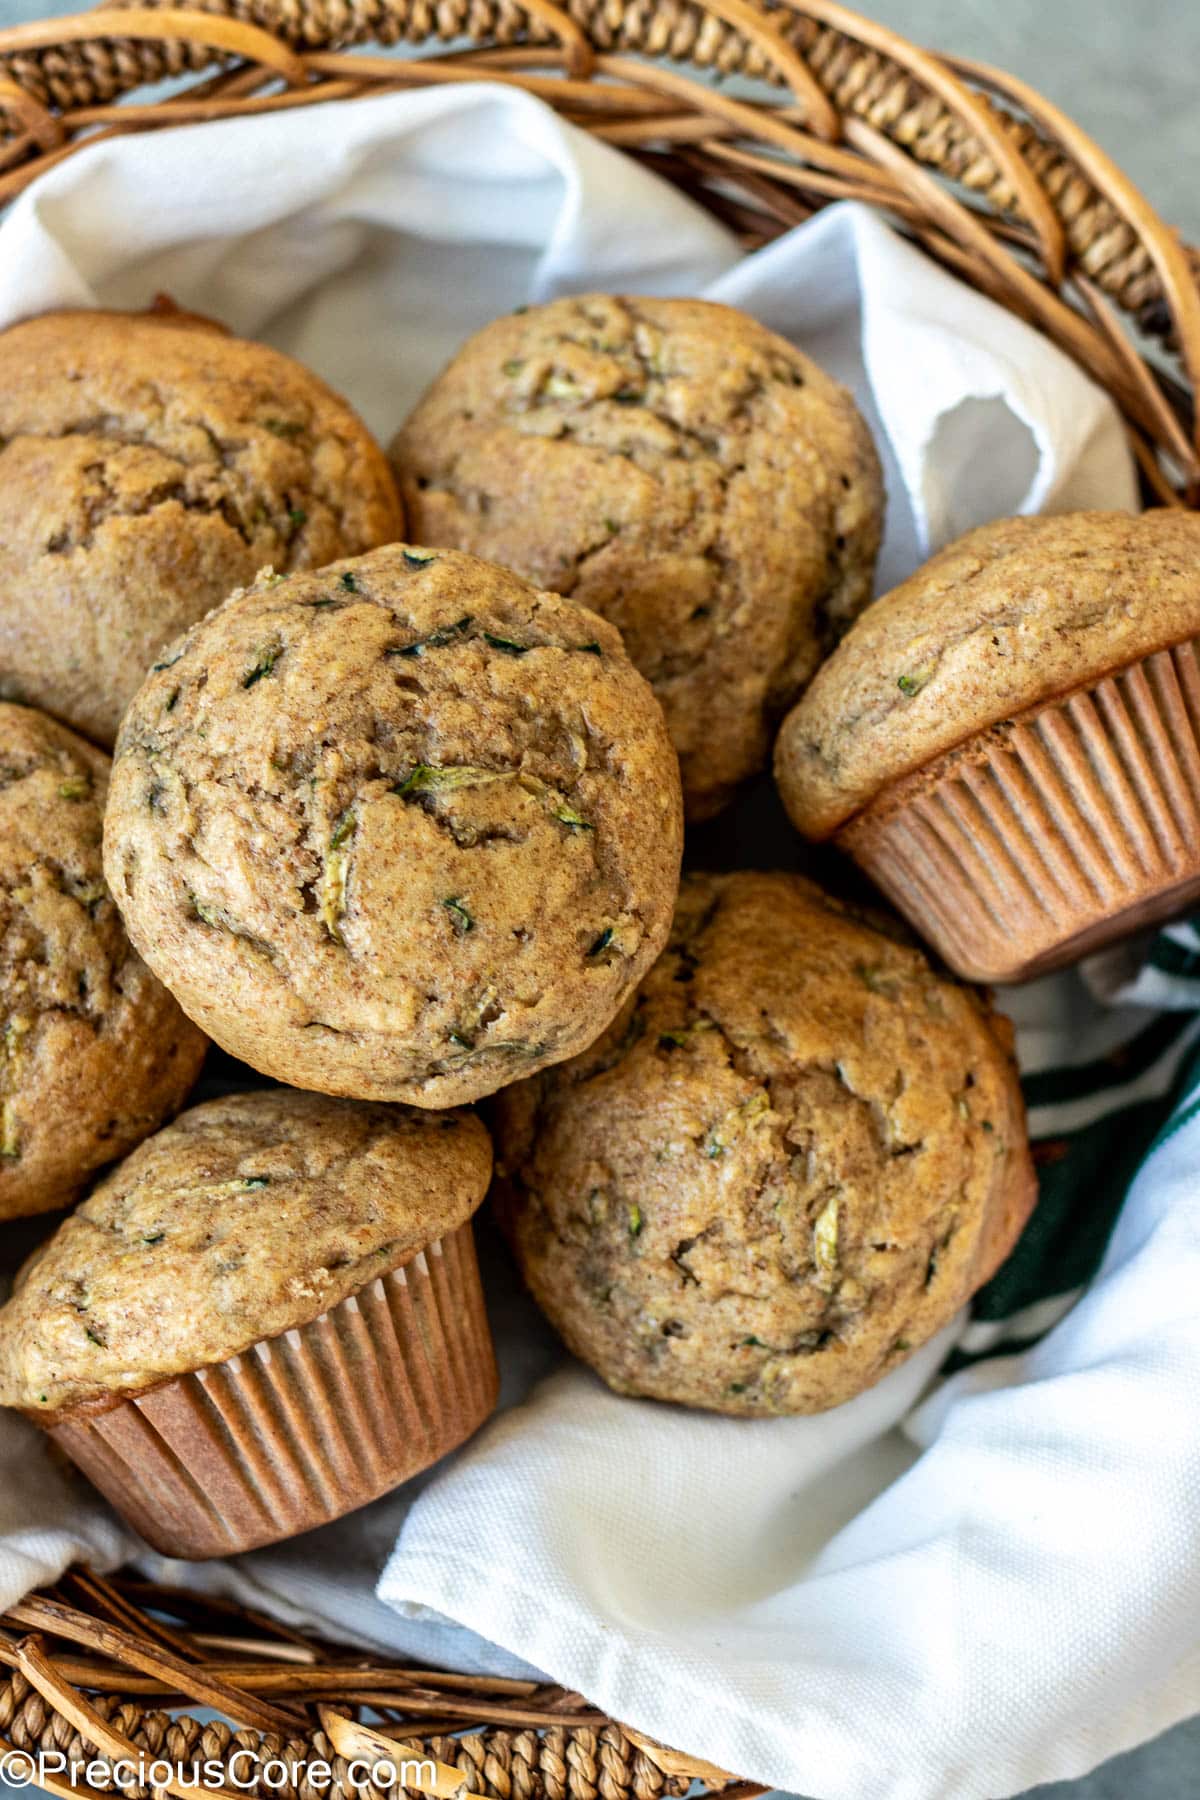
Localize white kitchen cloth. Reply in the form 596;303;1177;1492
0;78;1174;1800
379;985;1200;1800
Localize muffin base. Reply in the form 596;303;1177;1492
47;1222;497;1559
839;637;1200;984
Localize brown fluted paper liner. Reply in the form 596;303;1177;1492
840;638;1200;985
48;1221;498;1560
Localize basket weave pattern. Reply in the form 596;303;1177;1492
0;1578;755;1800
0;0;1195;1788
0;0;1196;502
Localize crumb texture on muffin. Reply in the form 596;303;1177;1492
0;308;403;746
0;1088;493;1413
104;545;683;1107
0;702;206;1220
776;510;1200;838
492;870;1035;1416
392;294;882;819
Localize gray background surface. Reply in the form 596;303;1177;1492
0;1;1196;1795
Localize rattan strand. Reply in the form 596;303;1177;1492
0;1670;716;1800
0;0;1190;345
0;1576;761;1799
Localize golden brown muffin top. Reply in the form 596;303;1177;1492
104;545;683;1107
493;871;1034;1416
392;294;882;820
0;306;402;746
0;1089;492;1414
775;510;1200;838
0;702;205;1220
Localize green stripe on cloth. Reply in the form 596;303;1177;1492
971;1097;1169;1320
1145;936;1200;981
1021;1011;1194;1110
1148;1044;1200;1156
967;1003;1200;1331
942;1323;1071;1378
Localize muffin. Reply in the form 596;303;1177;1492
0;305;403;747
775;511;1200;983
391;295;882;819
492;871;1035;1416
0;1089;498;1558
0;702;206;1220
104;544;683;1107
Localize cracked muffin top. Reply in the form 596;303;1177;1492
390;294;882;820
0;305;403;747
104;544;684;1107
775;510;1200;838
0;702;206;1220
491;870;1035;1416
0;1088;492;1414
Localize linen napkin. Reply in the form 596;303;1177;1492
0;79;1186;1800
377;989;1200;1800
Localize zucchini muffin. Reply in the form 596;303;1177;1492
492;871;1035;1416
0;305;403;747
0;702;206;1220
105;545;683;1107
775;511;1200;982
391;295;883;819
0;1089;498;1557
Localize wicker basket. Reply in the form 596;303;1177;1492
0;0;1196;1790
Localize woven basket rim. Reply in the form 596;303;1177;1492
0;0;1193;503
0;1571;768;1798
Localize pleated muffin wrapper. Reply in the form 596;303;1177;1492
39;1220;498;1560
839;634;1200;985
